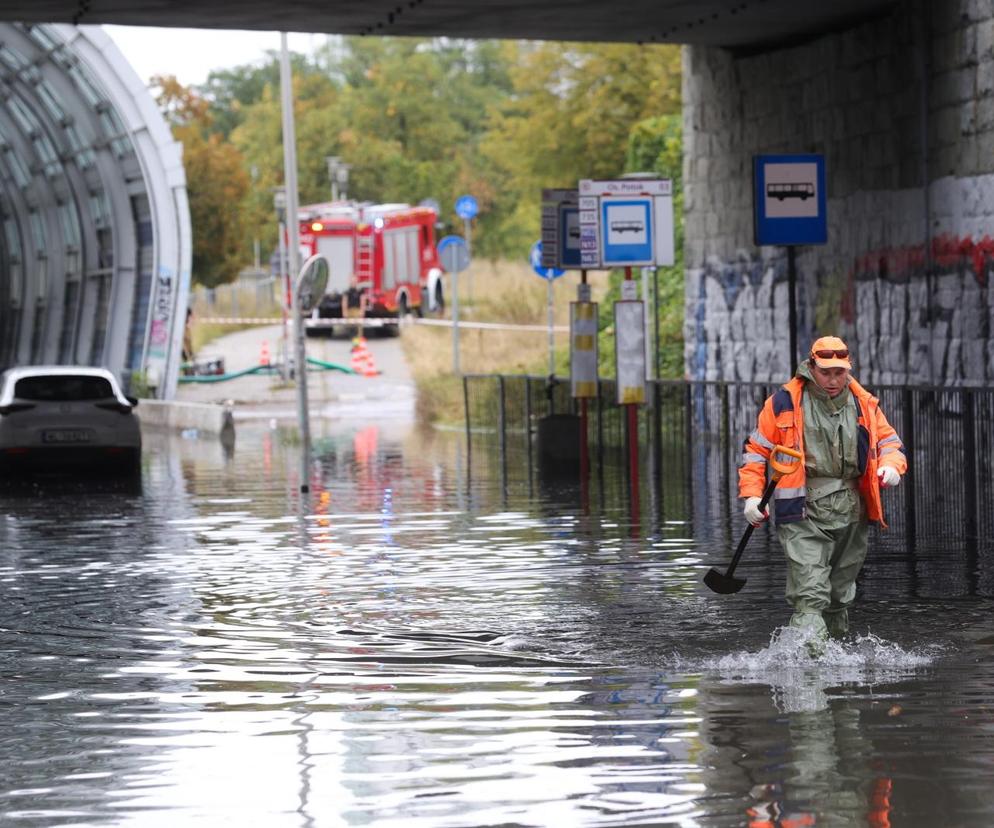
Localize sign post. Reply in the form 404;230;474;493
438;235;471;375
292;254;328;497
579;178;674;516
753;154;827;374
455;195;478;304
279;32;308;493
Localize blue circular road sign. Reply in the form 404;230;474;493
455;194;478;220
437;235;470;273
530;241;565;280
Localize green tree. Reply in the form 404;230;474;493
481;41;681;259
154;76;251;288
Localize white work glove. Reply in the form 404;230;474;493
878;466;900;488
743;496;768;526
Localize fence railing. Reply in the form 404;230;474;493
463;374;994;545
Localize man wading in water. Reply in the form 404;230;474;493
739;336;907;651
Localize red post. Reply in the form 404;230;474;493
627;401;640;523
623;266;639;523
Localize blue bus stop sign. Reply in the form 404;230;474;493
753;154;827;245
530;241;565;280
455;194;478;220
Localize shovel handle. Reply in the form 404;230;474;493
722;444;803;579
769;445;803;479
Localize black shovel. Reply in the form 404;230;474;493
704;445;802;594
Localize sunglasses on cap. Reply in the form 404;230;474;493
812;348;849;360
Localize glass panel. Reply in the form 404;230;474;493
26;25;60;52
14;373;113;401
3;147;31;188
36;81;65;121
127;193;153;374
30;303;45;361
7;98;38;133
4;216;22;259
67;64;103;108
0;44;28;73
28;211;45;252
89;275;110;364
58;202;80;247
58;280;78;361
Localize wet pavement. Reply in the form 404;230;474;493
1;417;993;826
177;324;415;420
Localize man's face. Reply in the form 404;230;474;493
811;363;849;397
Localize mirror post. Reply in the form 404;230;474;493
280;32;310;494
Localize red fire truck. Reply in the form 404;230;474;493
298;201;444;335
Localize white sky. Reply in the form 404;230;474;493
104;25;326;87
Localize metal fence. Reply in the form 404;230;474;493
463;374;994;545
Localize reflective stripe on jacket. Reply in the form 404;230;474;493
738;377;908;527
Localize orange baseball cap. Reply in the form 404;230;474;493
809;335;852;369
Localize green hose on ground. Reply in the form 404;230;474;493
178;359;355;383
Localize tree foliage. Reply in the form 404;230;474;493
154;76;250;288
160;38;682;292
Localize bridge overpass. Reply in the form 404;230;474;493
2;0;989;392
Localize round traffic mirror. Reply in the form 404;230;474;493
296;254;329;313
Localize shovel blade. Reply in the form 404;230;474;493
704;567;746;595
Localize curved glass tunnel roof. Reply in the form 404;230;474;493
0;23;190;398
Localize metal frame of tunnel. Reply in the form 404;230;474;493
0;23;190;398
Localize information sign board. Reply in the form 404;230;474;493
540;188;581;269
578;179;674;268
753;154;827;245
614;300;646;405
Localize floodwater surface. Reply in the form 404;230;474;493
1;419;992;826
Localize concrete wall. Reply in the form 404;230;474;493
683;0;994;386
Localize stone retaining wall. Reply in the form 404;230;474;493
683;0;994;385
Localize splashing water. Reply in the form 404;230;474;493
674;626;944;713
715;625;940;672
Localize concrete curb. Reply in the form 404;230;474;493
138;399;235;441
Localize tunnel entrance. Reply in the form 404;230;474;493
0;23;189;397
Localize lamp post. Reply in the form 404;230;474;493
273;186;290;383
325;155;351;201
280;32;310;494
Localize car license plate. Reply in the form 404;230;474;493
41;429;93;444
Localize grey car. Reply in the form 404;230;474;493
0;366;141;476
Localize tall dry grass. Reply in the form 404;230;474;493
402;260;609;424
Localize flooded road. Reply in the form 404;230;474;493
1;419;992;826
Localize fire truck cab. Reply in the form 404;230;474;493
298;201;443;336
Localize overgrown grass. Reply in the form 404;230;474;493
403;260;606;425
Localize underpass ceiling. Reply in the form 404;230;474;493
0;1;897;49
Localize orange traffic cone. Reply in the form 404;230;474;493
260;339;270;366
360;345;379;377
350;337;364;374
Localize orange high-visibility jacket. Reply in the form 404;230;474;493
738;376;907;527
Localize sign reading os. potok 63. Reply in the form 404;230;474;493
578;178;674;269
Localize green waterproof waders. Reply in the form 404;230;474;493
778;489;868;642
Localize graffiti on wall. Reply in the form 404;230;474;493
687;234;994;386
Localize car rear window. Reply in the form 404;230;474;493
14;375;114;401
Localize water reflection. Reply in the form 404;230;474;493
0;420;992;825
